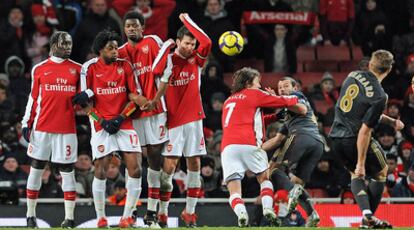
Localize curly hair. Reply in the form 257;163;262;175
231;67;260;93
92;30;121;55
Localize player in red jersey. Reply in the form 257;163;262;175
74;30;144;228
118;12;175;227
151;13;212;227
21;31;80;229
221;68;307;227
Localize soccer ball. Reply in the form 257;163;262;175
219;31;244;56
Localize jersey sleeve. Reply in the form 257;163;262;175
80;59;95;97
263;113;278;126
152;39;174;83
362;97;386;128
181;14;212;67
21;66;41;128
255;90;299;108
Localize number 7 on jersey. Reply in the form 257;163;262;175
224;102;236;127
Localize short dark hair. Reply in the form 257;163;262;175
370;50;394;75
231;67;260;93
92;30;121;55
177;26;194;40
123;11;145;27
279;76;297;87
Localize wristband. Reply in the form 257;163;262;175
121;101;137;117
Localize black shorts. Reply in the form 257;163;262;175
274;133;324;183
331;137;387;177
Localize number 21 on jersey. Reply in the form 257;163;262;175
224;102;236;127
339;84;359;113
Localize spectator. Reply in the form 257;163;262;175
319;0;355;46
131;0;176;40
5;56;30;117
54;0;83;35
39;165;64;198
398;141;413;173
386;154;402;192
0;84;15;128
72;0;121;62
107;181;127;206
1;124;29;164
74;151;94;198
200;156;225;198
307;154;345;197
376;124;398;156
391;162;414;197
0;74;9;87
386;99;402;119
105;156;125;196
340;189;355;204
0;155;27;197
0;6;30;73
359;56;370;71
204;92;225;131
207;130;222;169
201;62;230;111
264;24;297;74
309;72;339;107
25;4;51;67
354;0;388;56
392;32;414;75
198;0;235;72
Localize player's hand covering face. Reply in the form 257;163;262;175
51;33;72;59
101;41;119;63
124;19;144;42
177;35;196;58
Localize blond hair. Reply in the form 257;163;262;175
370;50;394;75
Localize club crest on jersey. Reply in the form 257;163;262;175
117;67;124;75
167;144;173;152
188;57;195;64
200;138;205;147
141;45;149;54
98;145;105;153
28;144;33;154
69;68;77;75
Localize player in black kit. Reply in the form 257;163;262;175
262;76;324;227
329;50;404;229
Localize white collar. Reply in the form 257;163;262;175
50;56;65;63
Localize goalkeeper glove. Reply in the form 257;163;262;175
276;108;288;120
72;92;89;107
110;115;125;130
101;119;119;135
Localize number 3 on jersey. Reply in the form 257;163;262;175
224;102;236;127
340;84;359;113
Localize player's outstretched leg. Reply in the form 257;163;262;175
181;170;201;228
158;171;174;228
287;184;303;213
60;166;77;228
260;180;280;226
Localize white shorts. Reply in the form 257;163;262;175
133;112;168;146
221;144;269;183
162;120;206;157
27;131;77;164
91;129;142;160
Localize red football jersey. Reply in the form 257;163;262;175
221;88;299;151
118;35;165;119
164;15;212;129
22;56;81;133
81;57;138;132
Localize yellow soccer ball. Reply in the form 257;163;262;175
218;31;244;56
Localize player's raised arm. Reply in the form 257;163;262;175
179;13;212;61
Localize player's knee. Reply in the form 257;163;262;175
58;163;74;173
30;159;47;169
160;171;173;192
94;166;106;179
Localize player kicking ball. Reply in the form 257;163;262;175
221;67;307;227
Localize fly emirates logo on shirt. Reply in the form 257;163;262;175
96;81;126;95
133;62;151;76
44;78;76;92
170;71;196;86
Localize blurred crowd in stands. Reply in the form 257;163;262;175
1;0;414;206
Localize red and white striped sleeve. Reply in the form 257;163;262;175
152;39;175;83
181;14;212;66
21;62;43;128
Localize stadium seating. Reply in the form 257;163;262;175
316;45;350;61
